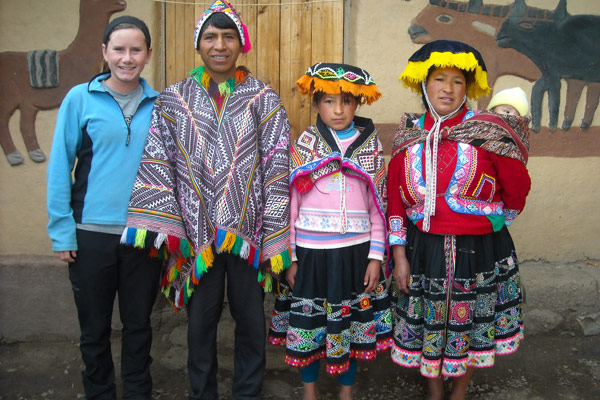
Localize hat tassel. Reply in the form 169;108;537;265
241;24;252;53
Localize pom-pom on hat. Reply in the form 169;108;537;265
399;40;490;100
487;87;529;116
194;0;251;53
296;62;382;105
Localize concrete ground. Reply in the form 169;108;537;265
1;256;600;399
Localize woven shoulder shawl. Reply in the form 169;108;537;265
392;111;530;165
290;114;387;226
122;75;291;309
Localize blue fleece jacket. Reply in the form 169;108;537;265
46;73;159;251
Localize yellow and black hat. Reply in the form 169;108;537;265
399;40;490;100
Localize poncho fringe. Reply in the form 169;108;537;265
122;73;291;311
121;227;291;310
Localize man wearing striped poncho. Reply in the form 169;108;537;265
121;1;291;398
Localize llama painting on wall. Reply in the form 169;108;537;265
0;0;127;166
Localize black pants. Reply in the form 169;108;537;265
187;252;266;400
68;229;162;400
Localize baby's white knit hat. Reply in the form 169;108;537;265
487;87;529;116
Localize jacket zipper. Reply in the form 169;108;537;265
105;91;146;147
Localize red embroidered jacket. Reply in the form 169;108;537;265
387;108;531;245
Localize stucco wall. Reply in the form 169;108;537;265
0;0;598;262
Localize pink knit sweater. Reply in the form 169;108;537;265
290;129;385;261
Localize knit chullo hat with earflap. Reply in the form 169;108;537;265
191;0;252;96
398;40;491;232
193;0;251;53
296;62;382;105
487;87;530;116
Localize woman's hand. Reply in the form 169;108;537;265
392;246;410;294
363;259;381;293
286;261;298;291
55;250;77;263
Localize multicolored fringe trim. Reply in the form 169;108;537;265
296;63;382;105
277;338;392;375
120;226;291;310
268;335;286;346
326;360;351;375
190;66;248;96
296;74;381;105
390;327;523;378
284;352;326;371
284;355;357;375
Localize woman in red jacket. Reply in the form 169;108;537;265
387;40;531;400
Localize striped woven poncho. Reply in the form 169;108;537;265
122;72;292;309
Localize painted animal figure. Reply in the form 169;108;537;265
408;0;541;109
496;0;600;132
0;0;127;166
562;80;600;130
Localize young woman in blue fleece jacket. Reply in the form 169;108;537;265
46;16;162;400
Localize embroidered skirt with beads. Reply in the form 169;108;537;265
390;223;524;378
269;242;393;375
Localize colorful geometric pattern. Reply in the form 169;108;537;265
503;208;519;226
306;63;376;86
448;112;530;164
388;216;407;246
270;279;392;375
289;115;387;235
446;143;509;217
403;143;425;221
296;63;382;105
193;0;251;53
125;74;291;308
391;112;527;223
390;239;524;378
294;209;371;233
392;110;529;164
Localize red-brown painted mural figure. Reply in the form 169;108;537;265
0;0;127;166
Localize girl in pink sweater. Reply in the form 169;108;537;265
268;63;392;399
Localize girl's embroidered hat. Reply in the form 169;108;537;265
399;40;490;100
296;62;382;105
487;86;529;116
194;0;252;53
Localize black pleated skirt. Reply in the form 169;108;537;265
269;242;392;375
390;223;524;378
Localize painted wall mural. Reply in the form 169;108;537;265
1;0;597;169
0;0;127;167
497;0;600;132
408;0;600;133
